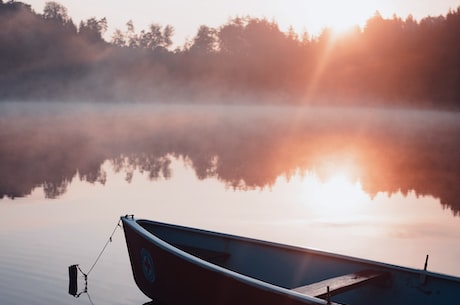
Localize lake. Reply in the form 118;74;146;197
1;102;459;305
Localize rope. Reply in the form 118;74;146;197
86;219;122;276
69;218;123;301
72;265;95;305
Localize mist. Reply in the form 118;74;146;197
1;2;460;211
1;102;459;216
1;2;460;108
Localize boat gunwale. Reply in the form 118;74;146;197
122;216;334;304
122;216;460;296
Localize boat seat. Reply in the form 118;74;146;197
292;270;388;298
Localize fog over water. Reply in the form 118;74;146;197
1;102;459;214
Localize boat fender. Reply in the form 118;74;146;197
68;264;88;297
68;264;78;296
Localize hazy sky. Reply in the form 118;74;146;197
26;0;460;46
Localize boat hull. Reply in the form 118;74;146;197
122;218;325;305
122;216;460;305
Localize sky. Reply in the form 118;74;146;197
25;0;460;46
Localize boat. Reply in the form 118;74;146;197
121;215;460;305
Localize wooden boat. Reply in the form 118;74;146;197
121;215;460;305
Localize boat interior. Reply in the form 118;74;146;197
137;220;395;304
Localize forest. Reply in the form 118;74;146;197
1;0;460;108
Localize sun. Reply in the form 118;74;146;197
300;171;370;221
294;0;381;36
317;173;366;204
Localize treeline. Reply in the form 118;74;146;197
1;0;460;107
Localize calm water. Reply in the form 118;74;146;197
1;102;460;305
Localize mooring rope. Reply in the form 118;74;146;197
69;218;123;300
86;218;122;276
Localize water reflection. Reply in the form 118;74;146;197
1;103;459;215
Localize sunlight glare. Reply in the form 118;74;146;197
301;171;370;221
308;0;381;35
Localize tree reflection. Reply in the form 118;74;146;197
112;154;171;182
0;105;459;216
